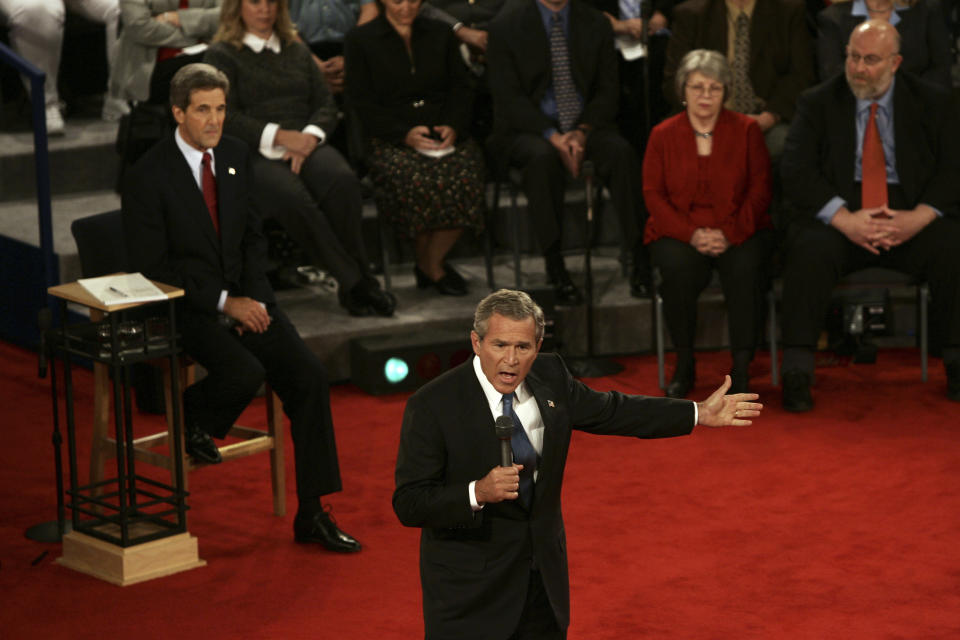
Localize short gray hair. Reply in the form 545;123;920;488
170;63;230;111
675;49;731;103
473;289;545;343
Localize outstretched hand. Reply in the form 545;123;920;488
696;375;762;427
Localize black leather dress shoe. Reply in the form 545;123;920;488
629;265;652;299
665;363;695;398
363;286;397;317
547;268;584;306
782;370;814;412
184;419;221;464
946;361;960;402
294;508;362;553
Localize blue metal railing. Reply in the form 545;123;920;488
0;41;57;296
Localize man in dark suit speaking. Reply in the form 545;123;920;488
778;20;960;411
122;63;360;552
394;289;762;639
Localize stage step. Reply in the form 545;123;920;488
0;117;119;201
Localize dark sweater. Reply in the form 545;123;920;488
205;39;339;150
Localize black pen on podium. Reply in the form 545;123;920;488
108;286;129;298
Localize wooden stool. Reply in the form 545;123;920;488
88;311;287;517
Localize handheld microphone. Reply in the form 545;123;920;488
495;415;514;467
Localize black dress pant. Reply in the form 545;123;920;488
781;216;960;372
180;307;342;500
251;146;369;292
650;230;775;352
502;129;645;255
507;569;565;640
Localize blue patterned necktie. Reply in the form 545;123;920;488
503;393;537;508
549;12;580;133
618;0;640;20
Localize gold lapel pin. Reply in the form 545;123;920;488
228;167;236;175
547;400;555;408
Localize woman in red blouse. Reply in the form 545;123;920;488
643;49;774;398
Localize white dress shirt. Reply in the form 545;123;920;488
468;355;545;509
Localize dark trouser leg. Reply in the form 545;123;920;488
238;309;342;499
509;570;566;640
715;229;775;353
584;129;644;253
251;151;366;292
780;223;866;374
649;237;714;352
180;313;266;439
506;133;566;255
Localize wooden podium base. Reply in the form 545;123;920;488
57;530;206;586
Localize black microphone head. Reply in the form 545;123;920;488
495;415;514;440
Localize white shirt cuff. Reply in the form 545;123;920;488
692;400;698;426
259;123;282;159
216;289;228;312
302;124;326;145
468;480;484;511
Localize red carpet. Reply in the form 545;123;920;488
1;340;959;639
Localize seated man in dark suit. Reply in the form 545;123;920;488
122;63;362;552
665;0;814;157
487;0;653;303
394;288;762;639
779;20;960;411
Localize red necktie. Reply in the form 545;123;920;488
861;102;887;209
156;0;191;62
201;151;219;234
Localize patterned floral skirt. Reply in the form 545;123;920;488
368;137;486;239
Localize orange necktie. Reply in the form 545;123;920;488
861;102;887;209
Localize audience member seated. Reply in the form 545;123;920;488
0;0;128;133
584;0;677;154
644;49;773;398
111;0;221;104
123;62;362;552
344;0;484;296
487;0;653;304
665;0;815;157
779;20;960;411
288;0;377;94
205;0;395;317
816;0;952;87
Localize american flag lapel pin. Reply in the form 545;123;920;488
547;400;555;408
228;167;236;175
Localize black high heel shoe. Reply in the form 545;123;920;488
414;265;468;296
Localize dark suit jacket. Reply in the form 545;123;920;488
664;0;814;121
815;0;952;87
393;353;695;639
344;14;473;145
486;0;620;139
780;71;960;229
121;134;274;316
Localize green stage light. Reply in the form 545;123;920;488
384;357;409;384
